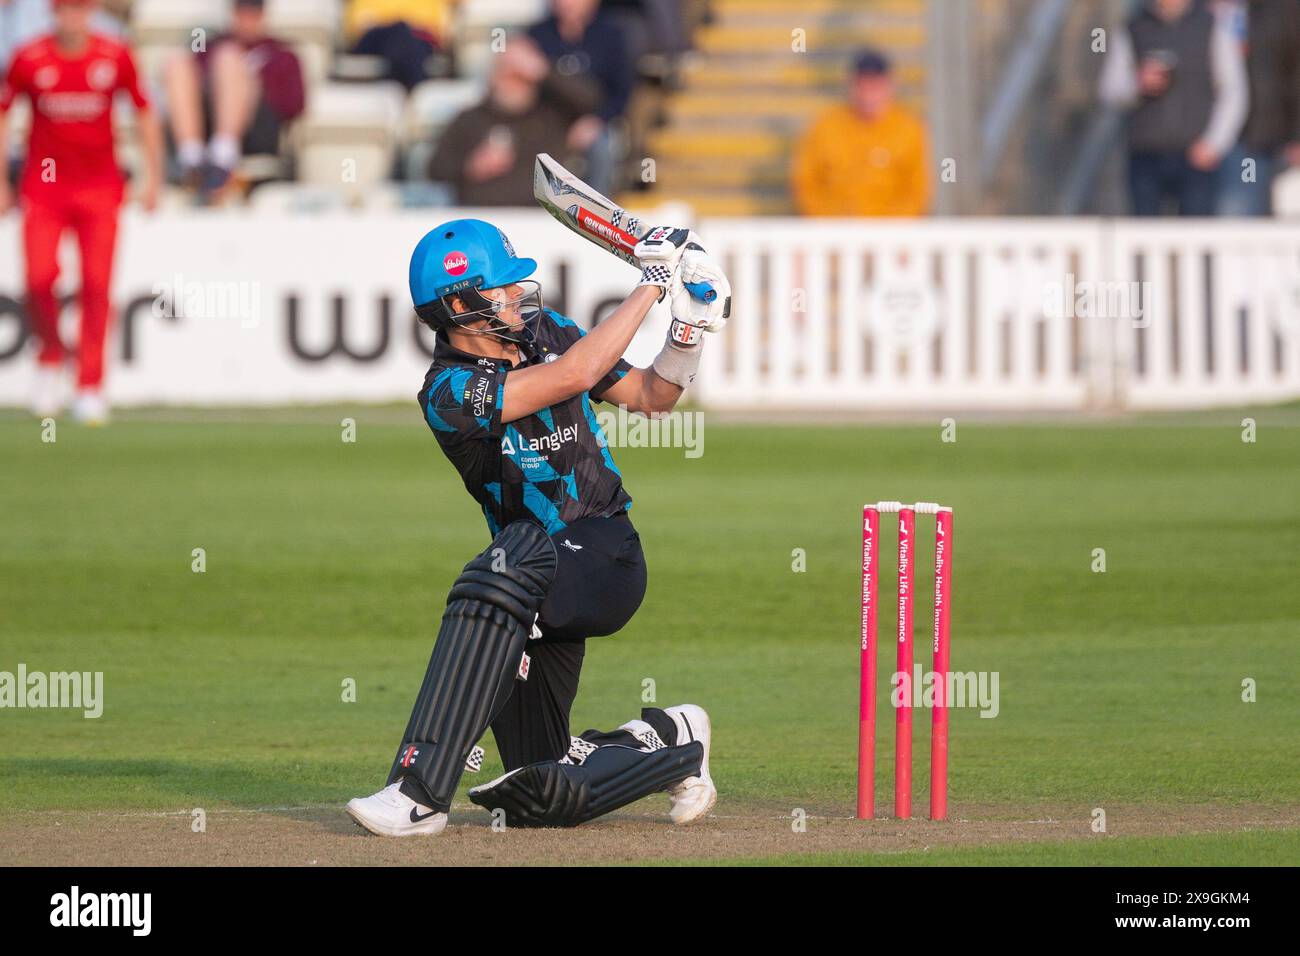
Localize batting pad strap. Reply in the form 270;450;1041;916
617;719;668;751
651;330;704;389
468;741;705;827
387;521;557;810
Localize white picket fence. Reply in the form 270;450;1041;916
2;215;1298;410
695;219;1300;410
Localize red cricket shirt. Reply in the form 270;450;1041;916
0;34;150;199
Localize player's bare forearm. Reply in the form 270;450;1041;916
600;366;683;415
569;284;661;388
638;367;685;413
501;285;660;421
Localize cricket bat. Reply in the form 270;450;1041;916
533;153;720;305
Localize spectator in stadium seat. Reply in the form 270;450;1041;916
161;0;305;203
1214;0;1300;216
428;35;600;206
526;0;634;195
791;49;931;217
344;0;456;91
1099;0;1248;216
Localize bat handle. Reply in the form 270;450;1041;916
672;241;717;303
684;280;717;303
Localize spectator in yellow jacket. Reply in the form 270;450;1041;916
345;0;457;89
792;50;932;217
345;0;455;45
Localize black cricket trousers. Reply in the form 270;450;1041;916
490;512;647;770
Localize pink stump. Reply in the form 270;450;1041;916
857;506;879;820
930;508;952;820
895;507;915;819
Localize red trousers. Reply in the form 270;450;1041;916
22;185;122;389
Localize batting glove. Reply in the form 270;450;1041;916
667;249;732;343
634;226;692;300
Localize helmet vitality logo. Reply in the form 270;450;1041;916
443;252;469;277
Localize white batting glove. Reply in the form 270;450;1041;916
634;225;692;300
667;249;732;345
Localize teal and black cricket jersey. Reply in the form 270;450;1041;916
418;309;633;535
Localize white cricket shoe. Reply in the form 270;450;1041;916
664;704;716;824
346;781;447;837
71;389;109;426
30;365;65;418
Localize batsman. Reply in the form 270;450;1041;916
346;214;731;836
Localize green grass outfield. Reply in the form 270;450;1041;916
2;407;1298;863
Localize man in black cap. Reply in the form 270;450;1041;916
792;48;932;217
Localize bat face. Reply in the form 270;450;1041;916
534;153;645;268
532;152;725;314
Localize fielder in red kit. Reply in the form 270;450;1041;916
0;0;163;424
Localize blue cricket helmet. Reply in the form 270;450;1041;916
409;219;538;331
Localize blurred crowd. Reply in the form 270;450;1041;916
1100;0;1300;217
2;0;1298;217
1;0;704;209
792;0;1300;219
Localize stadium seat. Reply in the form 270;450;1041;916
401;78;484;181
332;54;391;83
131;0;229;47
453;0;548;80
133;43;180;88
294;81;406;199
1273;168;1300;218
265;0;339;49
132;0;333;83
260;0;337;86
239;153;292;185
453;38;494;83
457;0;548;31
291;39;332;86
